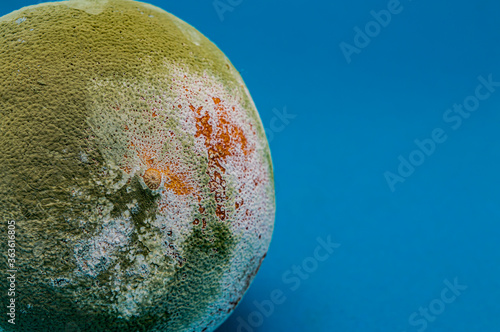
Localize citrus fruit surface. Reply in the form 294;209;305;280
0;0;275;330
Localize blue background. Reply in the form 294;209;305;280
2;0;500;331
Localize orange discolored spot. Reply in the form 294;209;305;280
161;166;192;195
190;98;255;221
123;165;132;174
235;199;243;210
143;168;162;190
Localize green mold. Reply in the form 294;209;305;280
0;0;274;331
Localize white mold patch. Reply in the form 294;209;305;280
74;215;134;278
15;17;26;25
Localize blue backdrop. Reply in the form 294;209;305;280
2;0;500;331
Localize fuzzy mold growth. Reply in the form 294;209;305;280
0;0;275;331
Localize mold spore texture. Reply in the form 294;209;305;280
0;0;275;331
